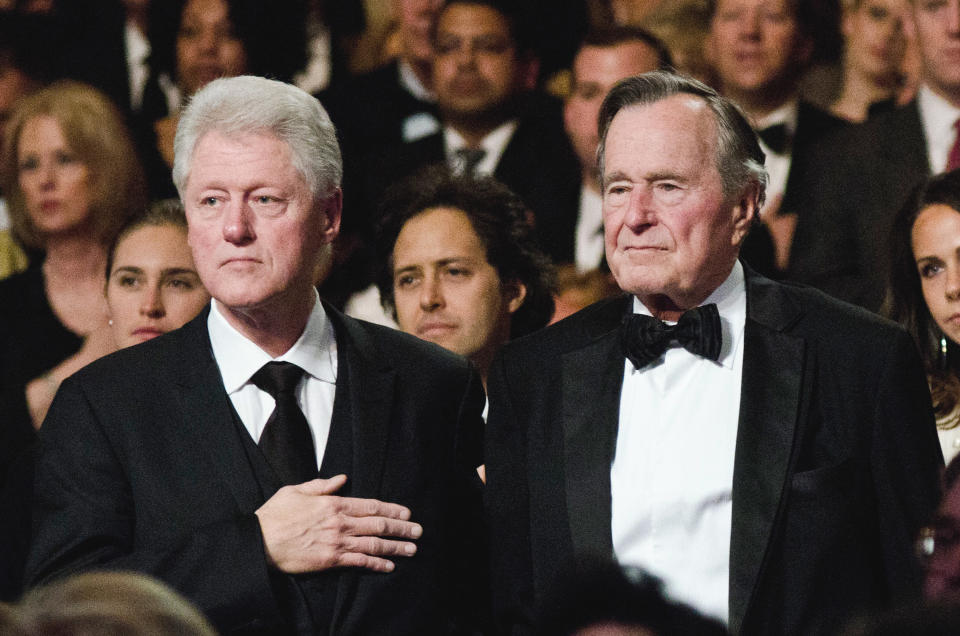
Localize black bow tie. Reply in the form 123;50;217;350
621;304;723;369
757;123;791;155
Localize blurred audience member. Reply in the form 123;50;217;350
145;0;306;192
791;0;960;310
841;601;960;636
0;81;145;476
0;571;217;635
105;199;210;350
352;0;580;305
885;170;960;462
325;0;442;155
1;200;206;604
535;558;727;636
550;264;620;324
563;27;669;272
832;0;911;122
918;454;960;602
375;167;554;385
706;0;844;275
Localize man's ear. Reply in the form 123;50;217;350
731;184;760;247
320;187;343;243
505;279;528;314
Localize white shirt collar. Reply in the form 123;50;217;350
754;98;799;137
918;84;960;172
208;290;337;395
631;260;747;370
398;58;434;102
443;119;519;175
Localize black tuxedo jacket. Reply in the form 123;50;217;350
485;268;941;635
360;94;582;265
788;102;929;310
25;305;488;635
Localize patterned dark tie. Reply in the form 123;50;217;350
621;304;723;369
948;119;960;172
455;147;487;175
250;361;317;485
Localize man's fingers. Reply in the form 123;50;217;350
296;474;348;495
337;496;413;522
338;552;398;573
346;535;418;558
341;514;422;540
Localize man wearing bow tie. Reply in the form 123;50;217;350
484;71;942;636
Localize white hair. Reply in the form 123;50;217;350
172;75;342;200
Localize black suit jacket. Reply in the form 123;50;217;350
25;305;488;635
485;268;941;635
361;94;582;265
788;101;929;310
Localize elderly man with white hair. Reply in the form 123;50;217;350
25;76;488;636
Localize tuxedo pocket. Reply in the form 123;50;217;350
790;458;856;494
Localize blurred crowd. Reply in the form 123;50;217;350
4;0;960;634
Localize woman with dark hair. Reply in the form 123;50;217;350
147;0;307;177
105;199;210;349
884;169;960;462
831;0;911;122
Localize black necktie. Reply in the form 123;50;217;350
757;123;791;155
455;147;486;175
621;304;723;369
250;362;317;485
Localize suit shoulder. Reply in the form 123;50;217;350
498;294;628;361
767;278;909;340
341;314;475;375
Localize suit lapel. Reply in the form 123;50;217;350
169;308;265;513
323;306;396;630
728;270;805;634
561;297;628;556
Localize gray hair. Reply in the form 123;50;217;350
597;70;767;208
172;75;342;200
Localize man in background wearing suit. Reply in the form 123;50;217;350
364;0;581;267
26;75;487;635
790;0;960;310
485;71;942;635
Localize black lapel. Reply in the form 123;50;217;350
323;306;396;630
728;269;805;634
169;307;264;514
561;296;629;556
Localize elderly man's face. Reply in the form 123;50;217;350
433;4;524;123
706;0;810;101
564;41;662;179
601;95;754;311
912;0;960;103
183;131;340;315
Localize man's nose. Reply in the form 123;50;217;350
419;274;444;310
221;201;255;244
623;188;657;231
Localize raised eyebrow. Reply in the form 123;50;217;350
393;264;422;278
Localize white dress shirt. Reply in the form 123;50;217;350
918;84;960;173
444;120;518;176
611;261;747;625
574;184;604;272
124;22;150;111
208;292;338;471
754;100;798;217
